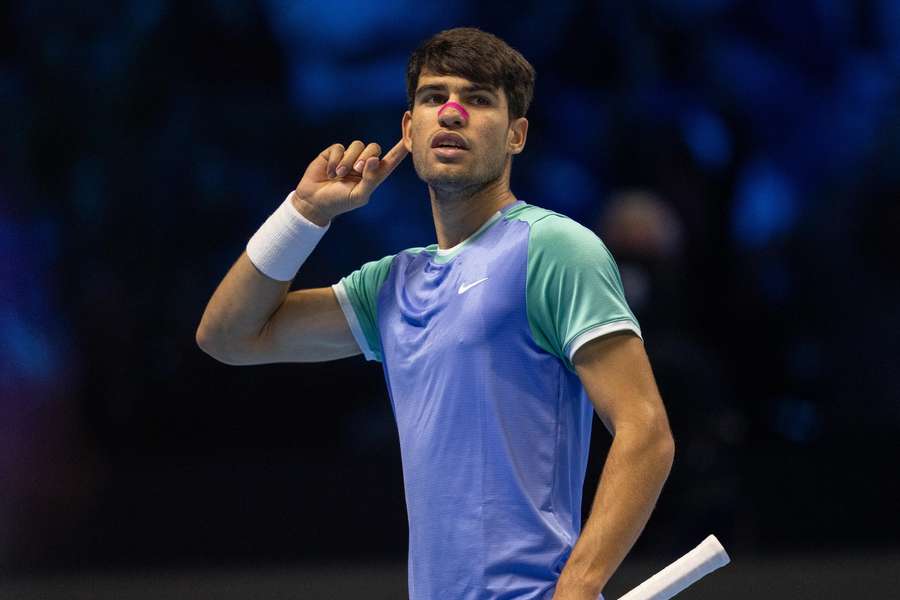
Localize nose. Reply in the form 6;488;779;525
438;101;469;127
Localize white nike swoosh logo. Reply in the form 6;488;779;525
458;277;489;294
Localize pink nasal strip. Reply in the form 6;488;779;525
438;101;469;120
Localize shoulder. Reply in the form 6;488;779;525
401;244;436;257
509;203;611;262
503;201;562;227
358;244;430;271
354;252;395;276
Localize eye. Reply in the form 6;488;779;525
423;93;490;106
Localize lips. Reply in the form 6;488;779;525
431;131;469;150
433;146;467;158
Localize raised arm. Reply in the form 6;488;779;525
196;139;408;365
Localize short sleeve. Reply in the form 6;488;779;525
526;215;642;372
331;253;395;362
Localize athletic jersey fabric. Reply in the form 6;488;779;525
331;200;640;600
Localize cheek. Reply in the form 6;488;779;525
411;124;429;149
487;127;508;154
409;113;429;137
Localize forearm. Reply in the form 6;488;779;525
197;193;331;359
556;426;674;597
196;251;291;355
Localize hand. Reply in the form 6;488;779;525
293;139;408;225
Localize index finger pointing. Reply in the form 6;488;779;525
369;139;408;182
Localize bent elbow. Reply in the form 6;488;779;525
650;406;675;463
640;414;675;474
657;427;675;476
195;327;246;365
195;325;212;353
195;325;223;359
662;431;675;464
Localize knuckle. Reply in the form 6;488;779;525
369;143;382;154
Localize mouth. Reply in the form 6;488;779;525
432;146;468;159
430;131;470;158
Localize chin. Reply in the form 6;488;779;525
423;173;477;190
414;160;471;187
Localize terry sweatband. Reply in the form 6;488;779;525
245;191;330;282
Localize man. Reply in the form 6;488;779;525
197;27;674;600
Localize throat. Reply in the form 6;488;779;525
431;192;518;250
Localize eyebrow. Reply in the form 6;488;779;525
414;83;498;100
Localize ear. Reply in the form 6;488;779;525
402;110;413;152
508;117;528;155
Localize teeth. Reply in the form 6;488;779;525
436;138;464;148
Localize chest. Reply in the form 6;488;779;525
380;230;530;358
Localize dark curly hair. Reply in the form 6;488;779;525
405;27;536;122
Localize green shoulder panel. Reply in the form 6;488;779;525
336;246;428;362
337;253;394;362
506;204;641;373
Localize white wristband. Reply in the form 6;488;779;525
246;191;330;282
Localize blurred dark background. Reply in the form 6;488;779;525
2;0;898;597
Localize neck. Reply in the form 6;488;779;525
429;165;518;250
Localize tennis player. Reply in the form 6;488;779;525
197;27;674;600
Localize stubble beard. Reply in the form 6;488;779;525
413;143;507;198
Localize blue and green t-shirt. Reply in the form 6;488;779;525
331;200;640;600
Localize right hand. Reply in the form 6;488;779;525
293;139;408;226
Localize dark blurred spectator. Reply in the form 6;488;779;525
595;190;748;552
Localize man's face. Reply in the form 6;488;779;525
402;69;528;195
